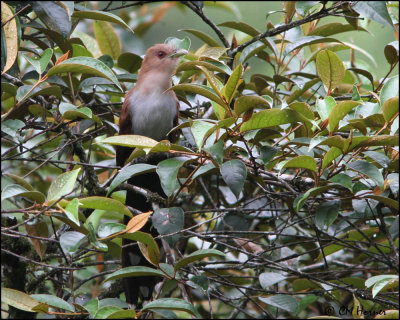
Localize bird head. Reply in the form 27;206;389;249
139;43;188;77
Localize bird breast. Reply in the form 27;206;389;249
128;90;177;141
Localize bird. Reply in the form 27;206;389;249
116;43;187;307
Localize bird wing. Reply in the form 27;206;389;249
116;89;134;167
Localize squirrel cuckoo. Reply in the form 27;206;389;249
116;44;187;306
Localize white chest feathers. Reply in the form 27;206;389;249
128;91;178;141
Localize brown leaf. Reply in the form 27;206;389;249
233;238;264;254
96;253;104;272
126;211;152;233
138;242;159;267
55;50;70;66
25;218;49;260
232;34;238;49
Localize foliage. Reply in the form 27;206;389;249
1;1;399;319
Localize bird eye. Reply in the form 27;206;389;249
157;51;166;58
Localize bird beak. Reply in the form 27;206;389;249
168;48;188;58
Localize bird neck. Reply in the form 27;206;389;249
136;70;174;95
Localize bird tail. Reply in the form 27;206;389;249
120;155;165;306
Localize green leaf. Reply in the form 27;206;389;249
239;41;268;64
102;135;158;149
72;30;102;57
72;9;133;32
72;43;94;58
288;102;314;119
204;139;224;166
362;195;399;210
384;41;399;65
295;1;320;16
363;151;390;169
259;295;299;313
177;60;232;75
39;48;53;74
218;21;260;36
240;109;311;132
1;288;48;313
47;168;81;204
308;22;367;37
94;306;121;319
64;198;80;226
138;236;161;267
222;64;243;104
31;1;71;38
121;231;160;267
106;310;136;319
152;207;184;247
328;100;360;132
348;68;374;87
83;298;99;316
297;295;318;314
180;29;220;47
353;1;394;29
88;222;108;252
79;196;132;218
259;272;286;289
156;158;187;196
283;155;317;172
294;186;333;212
103;266;165;283
47;57;122;91
97;223;125;238
315;200;341;230
382;97;399;122
317;227;379;259
234;95;270;117
190;119;216;150
259;145;279;165
387;173;399;194
59;102;100;123
169;84;226;106
30;294;74;312
346;160;384;189
365;275;399;299
117;52;142;73
165;36;191;51
356;135;399;148
94;21;121;60
198;47;228;60
365;275;398;288
24;48;53;74
204;1;241;18
16;85;62;102
220;159;247;199
316;49;346;93
1;184;45;204
197;65;223;98
142;298;200;318
1;119;24;136
380;76;399;106
286;77;321;104
60;231;86;255
4;173;34;191
329;173;353;192
191;163;217;180
285;36;341;54
1;82;17;97
322;146;342;169
174;249;225;272
107;164;156;196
